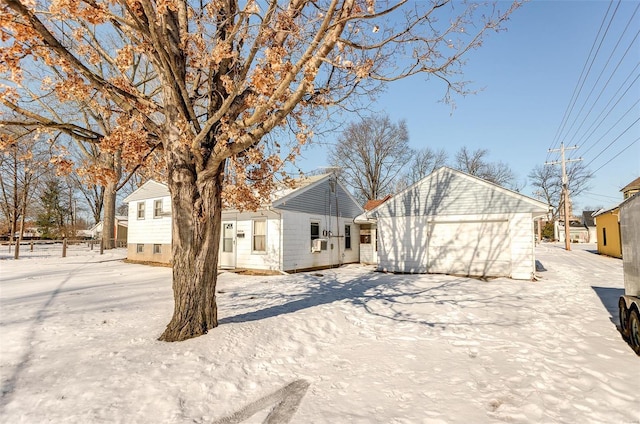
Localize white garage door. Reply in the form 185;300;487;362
426;220;511;277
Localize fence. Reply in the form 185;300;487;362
1;239;127;259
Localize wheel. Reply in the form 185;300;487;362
629;308;640;356
619;297;629;339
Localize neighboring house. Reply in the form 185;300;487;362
358;195;392;265
554;217;590;243
593;205;622;258
123;180;173;263
582;210;597;243
124;175;364;272
88;215;129;246
356;167;549;280
591;176;639;258
621;177;640;200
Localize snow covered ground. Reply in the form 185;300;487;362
1;242;638;423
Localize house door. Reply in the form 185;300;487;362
220;221;236;269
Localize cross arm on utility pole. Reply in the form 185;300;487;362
545;142;582;251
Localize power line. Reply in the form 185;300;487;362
569;64;640;157
584;117;640;168
579;96;640;158
547;0;620;162
563;9;640;151
590;137;640;174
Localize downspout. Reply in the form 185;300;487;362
335;180;341;267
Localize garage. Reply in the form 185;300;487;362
358;167;549;279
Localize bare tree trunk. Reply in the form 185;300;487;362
102;180;117;249
159;160;225;342
14;188;28;260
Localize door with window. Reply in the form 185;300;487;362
220;221;236;269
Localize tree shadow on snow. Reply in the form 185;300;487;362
219;267;534;329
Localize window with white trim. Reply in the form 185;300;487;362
154;199;163;218
137;202;145;219
252;219;266;252
310;221;320;244
153;244;161;254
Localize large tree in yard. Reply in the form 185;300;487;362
329;114;411;203
1;0;522;341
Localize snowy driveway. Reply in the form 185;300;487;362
0;243;638;423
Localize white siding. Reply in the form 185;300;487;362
221;210;282;271
127;196;172;244
281;211;360;272
510;213;536;280
378;213;521;278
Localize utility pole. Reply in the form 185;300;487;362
545;142;581;251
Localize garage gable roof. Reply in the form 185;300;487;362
368;167;549;218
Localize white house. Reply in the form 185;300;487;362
123;175;364;272
356;167;549;280
87;215;129;246
122;180;172;263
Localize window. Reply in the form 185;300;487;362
311;221;320;241
153;244;161;254
137;202;145;219
602;228;607;246
345;224;351;249
154;199;163;218
253;219;266;252
360;228;371;244
136;244;144;253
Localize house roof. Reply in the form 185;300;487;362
269;173;331;203
363;194;392;211
592;204;620;218
582;211;596;227
121;174;360;213
123;180;170;203
620;176;640;193
356;167;549;222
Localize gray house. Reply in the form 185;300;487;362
125;174;364;272
356;167;549;280
221;174;363;272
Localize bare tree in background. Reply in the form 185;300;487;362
0;127;50;257
396;147;448;191
329;114;412;203
454;147;516;188
529;162;592;218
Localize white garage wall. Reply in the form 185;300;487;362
378;213;533;278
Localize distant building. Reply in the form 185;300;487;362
582;211;597;243
88;216;128;246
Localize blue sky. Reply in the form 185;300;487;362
294;0;639;212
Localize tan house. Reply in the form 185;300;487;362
592;176;639;258
621;177;640;200
592;206;622;258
